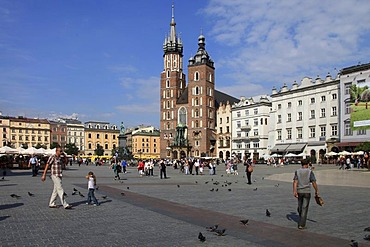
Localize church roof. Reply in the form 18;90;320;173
176;87;238;107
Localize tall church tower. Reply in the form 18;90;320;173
160;4;186;158
187;34;216;157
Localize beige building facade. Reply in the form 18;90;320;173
132;126;160;159
84;121;119;156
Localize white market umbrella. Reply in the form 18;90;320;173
296;152;306;157
44;148;56;155
0;146;17;154
284;153;297;157
338;150;351;156
353;150;364;155
270;153;281;158
325;151;338;156
21;147;45;155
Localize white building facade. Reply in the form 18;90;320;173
231;96;271;161
269;74;340;162
338;63;370;151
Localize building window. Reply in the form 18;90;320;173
278;104;282;109
332;106;337;116
237;111;241;117
219;127;223;134
253;142;259;148
310;110;315;119
287;113;291;122
310;98;315;104
277;130;282;140
298;100;302;106
226;126;230;133
237;121;241;128
345;83;351;95
237;131;241;137
254;108;258;115
254;118;258;126
321;96;326;102
287;129;292;139
277;115;282;124
194;71;199;81
105;134;108;139
219;118;222;124
320;126;326;137
298;112;303;121
310;127;315;138
331;125;338;136
332;93;337;100
320;108;326;118
358;129;366;135
245;110;249;116
226;117;229;123
345;123;353;136
287;102;291;108
253;129;258;136
297;128;303;139
345;102;350;114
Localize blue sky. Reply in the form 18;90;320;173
1;0;370;128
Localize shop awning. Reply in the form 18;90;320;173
270;144;290;153
286;143;307;152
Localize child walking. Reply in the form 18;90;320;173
86;171;99;206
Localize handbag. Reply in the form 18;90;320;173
314;195;324;206
247;165;253;173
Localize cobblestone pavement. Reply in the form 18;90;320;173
1;163;370;247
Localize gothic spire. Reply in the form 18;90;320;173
163;3;183;55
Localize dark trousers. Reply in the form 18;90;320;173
31;164;37;176
297;193;311;227
246;171;252;184
160;169;167;179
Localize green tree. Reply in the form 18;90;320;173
350;84;368;102
355;142;370;152
94;144;104;156
64;143;79;156
50;142;59;149
21;143;28;149
35;143;47;149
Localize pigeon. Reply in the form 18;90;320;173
364;227;370;232
195;181;198;184
205;181;209;184
210;188;214;192
78;191;85;197
28;192;35;197
121;192;125;196
206;224;218;232
177;184;180;188
198;232;206;242
240;219;249;225
10;194;21;199
215;188;219;192
266;209;271;217
73;188;78;192
1;177;4;180
72;191;77;195
351;240;358;247
365;235;370;241
215;228;226;236
126;187;130;190
221;174;223;177
228;189;231;191
262;177;264;180
253;188;258;191
275;184;279;187
213;182;220;185
101;195;107;199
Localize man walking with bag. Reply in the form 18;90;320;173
293;159;319;229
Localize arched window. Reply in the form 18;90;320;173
195;109;199;118
195;97;199;106
194;71;199;81
194;86;200;95
166;90;170;98
195;120;199;128
167;101;170;108
179;107;187;125
166;80;170;88
167;111;171;119
209;73;212;82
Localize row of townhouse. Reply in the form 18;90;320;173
216;62;370;162
0;116;120;156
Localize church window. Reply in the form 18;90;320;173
194;71;199;81
195;97;199;106
195;120;199;128
167;71;170;78
167;101;170;109
166;80;170;88
179;107;187;125
194;86;200;95
209;73;212;82
166;90;170;98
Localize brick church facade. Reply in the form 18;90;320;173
159;5;238;159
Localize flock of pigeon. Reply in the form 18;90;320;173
198;220;250;242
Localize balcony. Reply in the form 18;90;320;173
240;125;251;131
232;136;250;142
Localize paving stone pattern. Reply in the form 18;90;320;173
1;163;370;246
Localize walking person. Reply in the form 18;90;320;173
41;146;72;209
245;159;253;184
85;171;99;206
293;159;319;229
159;159;167;179
28;155;38;177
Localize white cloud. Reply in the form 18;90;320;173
204;0;370;96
